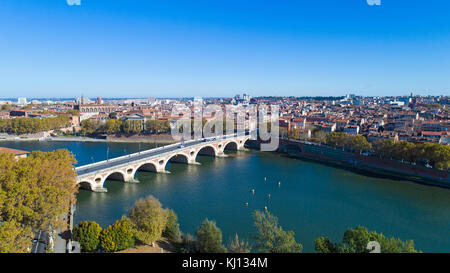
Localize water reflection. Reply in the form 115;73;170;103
1;140;449;252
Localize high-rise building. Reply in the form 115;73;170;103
17;97;27;105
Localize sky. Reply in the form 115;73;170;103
0;0;449;98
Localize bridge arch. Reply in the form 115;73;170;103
105;171;126;182
133;162;158;177
223;140;238;151
194;145;218;160
78;181;94;191
164;153;190;171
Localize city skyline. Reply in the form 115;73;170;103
1;0;450;98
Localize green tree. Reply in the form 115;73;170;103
252;210;302;253
104;119;122;134
0;150;78;232
351;135;372;153
99;218;135;252
228;233;251;253
122;120;143;134
80;119;100;135
195;219;227;253
163;209;181;242
179;233;197;253
73;221;102;252
315;225;420;253
0;219;33;253
128;195;168;245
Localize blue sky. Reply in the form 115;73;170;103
0;0;449;98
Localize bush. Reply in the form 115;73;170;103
99;218;135;252
195;219;227;253
163;209;181;242
128;195;168;245
73;221;102;252
179;233;197;253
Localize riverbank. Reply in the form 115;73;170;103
118;239;176;253
0;134;177;144
278;138;450;190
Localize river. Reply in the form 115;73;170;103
1;140;449;252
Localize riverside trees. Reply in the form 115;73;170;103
0;149;78;253
373;139;450;169
325;132;372;153
252;210;302;253
315;225;419;253
0;115;71;134
128;195;170;246
195;219;227;253
80;118;171;136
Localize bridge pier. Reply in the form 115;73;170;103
216;151;228;158
91;186;107;193
188;158;201;165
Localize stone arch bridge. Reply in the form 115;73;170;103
75;134;250;192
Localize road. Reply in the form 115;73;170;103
75;134;243;177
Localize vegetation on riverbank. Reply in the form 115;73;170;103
315;225;419;253
0;115;71;134
289;131;450;171
73;194;419;253
0;150;78;253
80;119;171;136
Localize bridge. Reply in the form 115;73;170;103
75;133;251;192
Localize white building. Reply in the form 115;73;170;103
18;97;27;105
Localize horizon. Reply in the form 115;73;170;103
0;93;449;102
1;0;450;97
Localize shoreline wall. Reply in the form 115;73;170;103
278;138;450;189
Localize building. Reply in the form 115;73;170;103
343;125;360;135
17;97;27;105
0;147;29;159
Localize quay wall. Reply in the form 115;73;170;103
278;138;450;189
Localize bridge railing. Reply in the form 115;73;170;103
75;133;246;172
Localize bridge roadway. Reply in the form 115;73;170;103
75;133;251;192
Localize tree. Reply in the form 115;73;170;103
163;209;181;242
128;195;168;245
99;218;135;252
0;219;33;253
351;135;372;153
80;119;100;135
314;237;347;253
252;210;302;253
122;120;143;134
104;119;122;134
0;116;71;134
314;225;420;253
72;221;102;252
180;233;197;253
195;219;227;253
0;149;78;232
326;132;348;147
228;233;251;253
146;119;171;134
